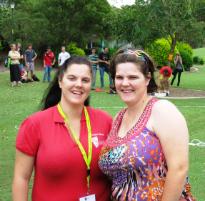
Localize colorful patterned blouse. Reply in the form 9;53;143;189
99;98;196;201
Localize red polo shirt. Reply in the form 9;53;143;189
16;106;112;201
44;51;55;66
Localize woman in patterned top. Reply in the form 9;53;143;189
99;49;196;201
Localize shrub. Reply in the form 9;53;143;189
176;42;193;71
177;42;193;56
109;47;118;57
193;56;199;64
199;58;204;65
146;38;179;67
146;38;170;66
66;42;85;56
180;50;193;71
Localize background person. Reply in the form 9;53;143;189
8;44;21;87
16;43;24;71
158;65;172;96
58;46;70;66
171;52;183;86
43;46;55;82
99;48;195;201
12;56;112;201
88;48;98;90
98;47;113;91
24;44;37;81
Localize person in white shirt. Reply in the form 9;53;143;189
58;46;71;66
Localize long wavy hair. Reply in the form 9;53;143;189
40;56;92;110
110;48;158;93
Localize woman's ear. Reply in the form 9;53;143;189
58;78;62;89
146;72;151;86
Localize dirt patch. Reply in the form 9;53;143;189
169;87;205;98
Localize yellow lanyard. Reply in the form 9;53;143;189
57;103;92;192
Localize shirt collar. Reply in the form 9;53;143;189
53;105;86;123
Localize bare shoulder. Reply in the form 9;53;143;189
153;99;184;118
151;99;187;129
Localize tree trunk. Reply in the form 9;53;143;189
168;34;177;65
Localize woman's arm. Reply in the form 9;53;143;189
12;150;34;201
152;100;189;201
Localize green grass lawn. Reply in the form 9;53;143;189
178;65;205;90
193;47;205;60
0;67;205;201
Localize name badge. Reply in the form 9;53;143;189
79;194;96;201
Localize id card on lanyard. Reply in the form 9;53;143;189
79;194;96;201
57;104;95;200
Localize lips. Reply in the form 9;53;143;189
72;90;83;95
121;89;134;93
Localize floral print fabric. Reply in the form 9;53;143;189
99;98;196;201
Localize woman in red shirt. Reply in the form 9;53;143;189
12;56;112;201
43;47;55;82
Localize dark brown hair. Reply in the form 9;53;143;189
110;48;158;93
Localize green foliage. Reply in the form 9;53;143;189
108;47;118;57
177;42;193;70
193;56;204;65
177;42;193;57
66;42;85;56
180;50;193;71
146;38;177;66
0;0;112;52
193;56;199;64
199;58;204;65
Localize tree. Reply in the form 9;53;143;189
0;0;112;52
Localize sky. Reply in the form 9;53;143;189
107;0;135;8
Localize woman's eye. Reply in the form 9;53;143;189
129;76;138;79
82;78;90;83
115;76;123;80
67;76;76;81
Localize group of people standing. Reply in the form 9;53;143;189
12;48;195;201
89;47;116;94
8;43;37;86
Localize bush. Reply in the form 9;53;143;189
109;47;118;57
176;42;193;71
146;38;179;67
199;58;204;65
193;56;204;65
146;38;170;66
193;56;199;64
180;50;193;71
66;42;85;56
177;42;193;56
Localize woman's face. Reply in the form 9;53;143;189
115;62;150;106
59;64;92;106
11;44;16;50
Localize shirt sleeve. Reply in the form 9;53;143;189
16;117;40;156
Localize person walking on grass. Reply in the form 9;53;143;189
8;44;21;87
171;52;183;87
43;47;55;82
58;46;70;66
88;48;98;90
24;44;37;81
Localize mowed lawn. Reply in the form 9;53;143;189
193;47;205;61
0;62;205;201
